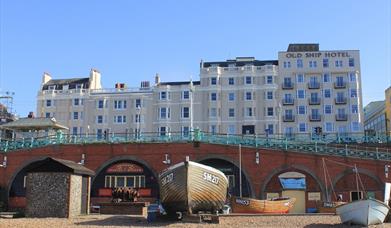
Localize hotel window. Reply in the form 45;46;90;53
97;129;103;139
297;105;305;115
228;77;235;85
324;89;331;98
323;73;330;83
335;60;343;67
48;85;56;90
210;125;217;134
349;58;355;67
45;112;51;118
72;127;78;135
229;108;235;117
299;123;306;132
325;122;333;132
267;91;273;99
283;61;291;68
97;115;103;124
309;60;317;68
73;98;80;106
266;76;273;84
114;115;126;123
297;90;305;99
135;98;141;108
349;73;356;82
267;124;274;134
351;122;360;132
46;99;52;107
350;89;357;98
160;91;167;100
245;92;252;100
323;58;329;68
210;92;217;101
228;125;236;135
245;76;252;84
159;107;170;119
210;108;217;117
246;107;253;117
267;107;274;116
297;74;304;83
159;126;167;136
182;107;190;118
135;114;141;123
182;126;190;137
97;100;104;109
351;105;358;113
182;91;189;100
228;93;235;101
296;59;303;68
324;105;333;114
114;100;127;109
211;77;217;85
73;112;79;120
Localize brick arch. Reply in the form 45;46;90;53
6;156;50;204
259;164;326;200
91;155;159;183
195;154;255;198
331;167;383;193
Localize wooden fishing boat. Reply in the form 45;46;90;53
159;160;228;215
336;198;390;226
230;196;296;214
316;201;345;214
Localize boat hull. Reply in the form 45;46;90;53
316;201;346;214
336;199;390;226
159;161;228;214
231;196;296;214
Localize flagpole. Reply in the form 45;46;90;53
239;144;242;197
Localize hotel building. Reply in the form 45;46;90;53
36;44;364;138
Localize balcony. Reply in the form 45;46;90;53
336;114;348;121
282;82;294;90
309;114;322;122
283;115;295;122
308;97;321;105
282;98;295;105
334;81;346;89
308;82;320;89
335;97;347;105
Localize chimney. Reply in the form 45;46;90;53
89;68;102;89
155;73;160;85
28;112;35;118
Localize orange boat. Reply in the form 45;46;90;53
231;196;296;214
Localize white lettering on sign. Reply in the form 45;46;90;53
235;198;250;206
203;172;219;185
161;173;173;186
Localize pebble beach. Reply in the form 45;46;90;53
1;214;390;228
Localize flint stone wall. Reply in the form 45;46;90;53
26;172;70;218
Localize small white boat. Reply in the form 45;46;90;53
336;198;390;226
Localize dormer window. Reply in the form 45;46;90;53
76;84;83;89
63;85;69;90
48;85;56;90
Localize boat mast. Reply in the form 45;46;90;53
239;144;242;198
322;158;329;202
354;164;360;199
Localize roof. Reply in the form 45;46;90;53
0;117;68;131
278;172;306;179
364;100;385;120
202;58;278;68
42;77;90;90
27;157;95;176
158;81;201;86
287;43;319;52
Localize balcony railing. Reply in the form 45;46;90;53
335;97;347;105
282;82;294;89
308;82;320;89
334;81;347;89
308;98;321;105
309;114;322;121
336;114;348;121
283;115;295;122
282;98;294;105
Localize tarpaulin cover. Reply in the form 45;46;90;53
279;178;306;190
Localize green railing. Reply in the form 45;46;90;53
0;131;390;161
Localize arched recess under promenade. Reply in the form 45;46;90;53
259;164;326;213
91;156;159;204
197;154;255;198
332;167;384;202
7;156;49;209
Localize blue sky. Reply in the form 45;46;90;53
0;0;390;116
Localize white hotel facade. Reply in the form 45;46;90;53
36;44;364;138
